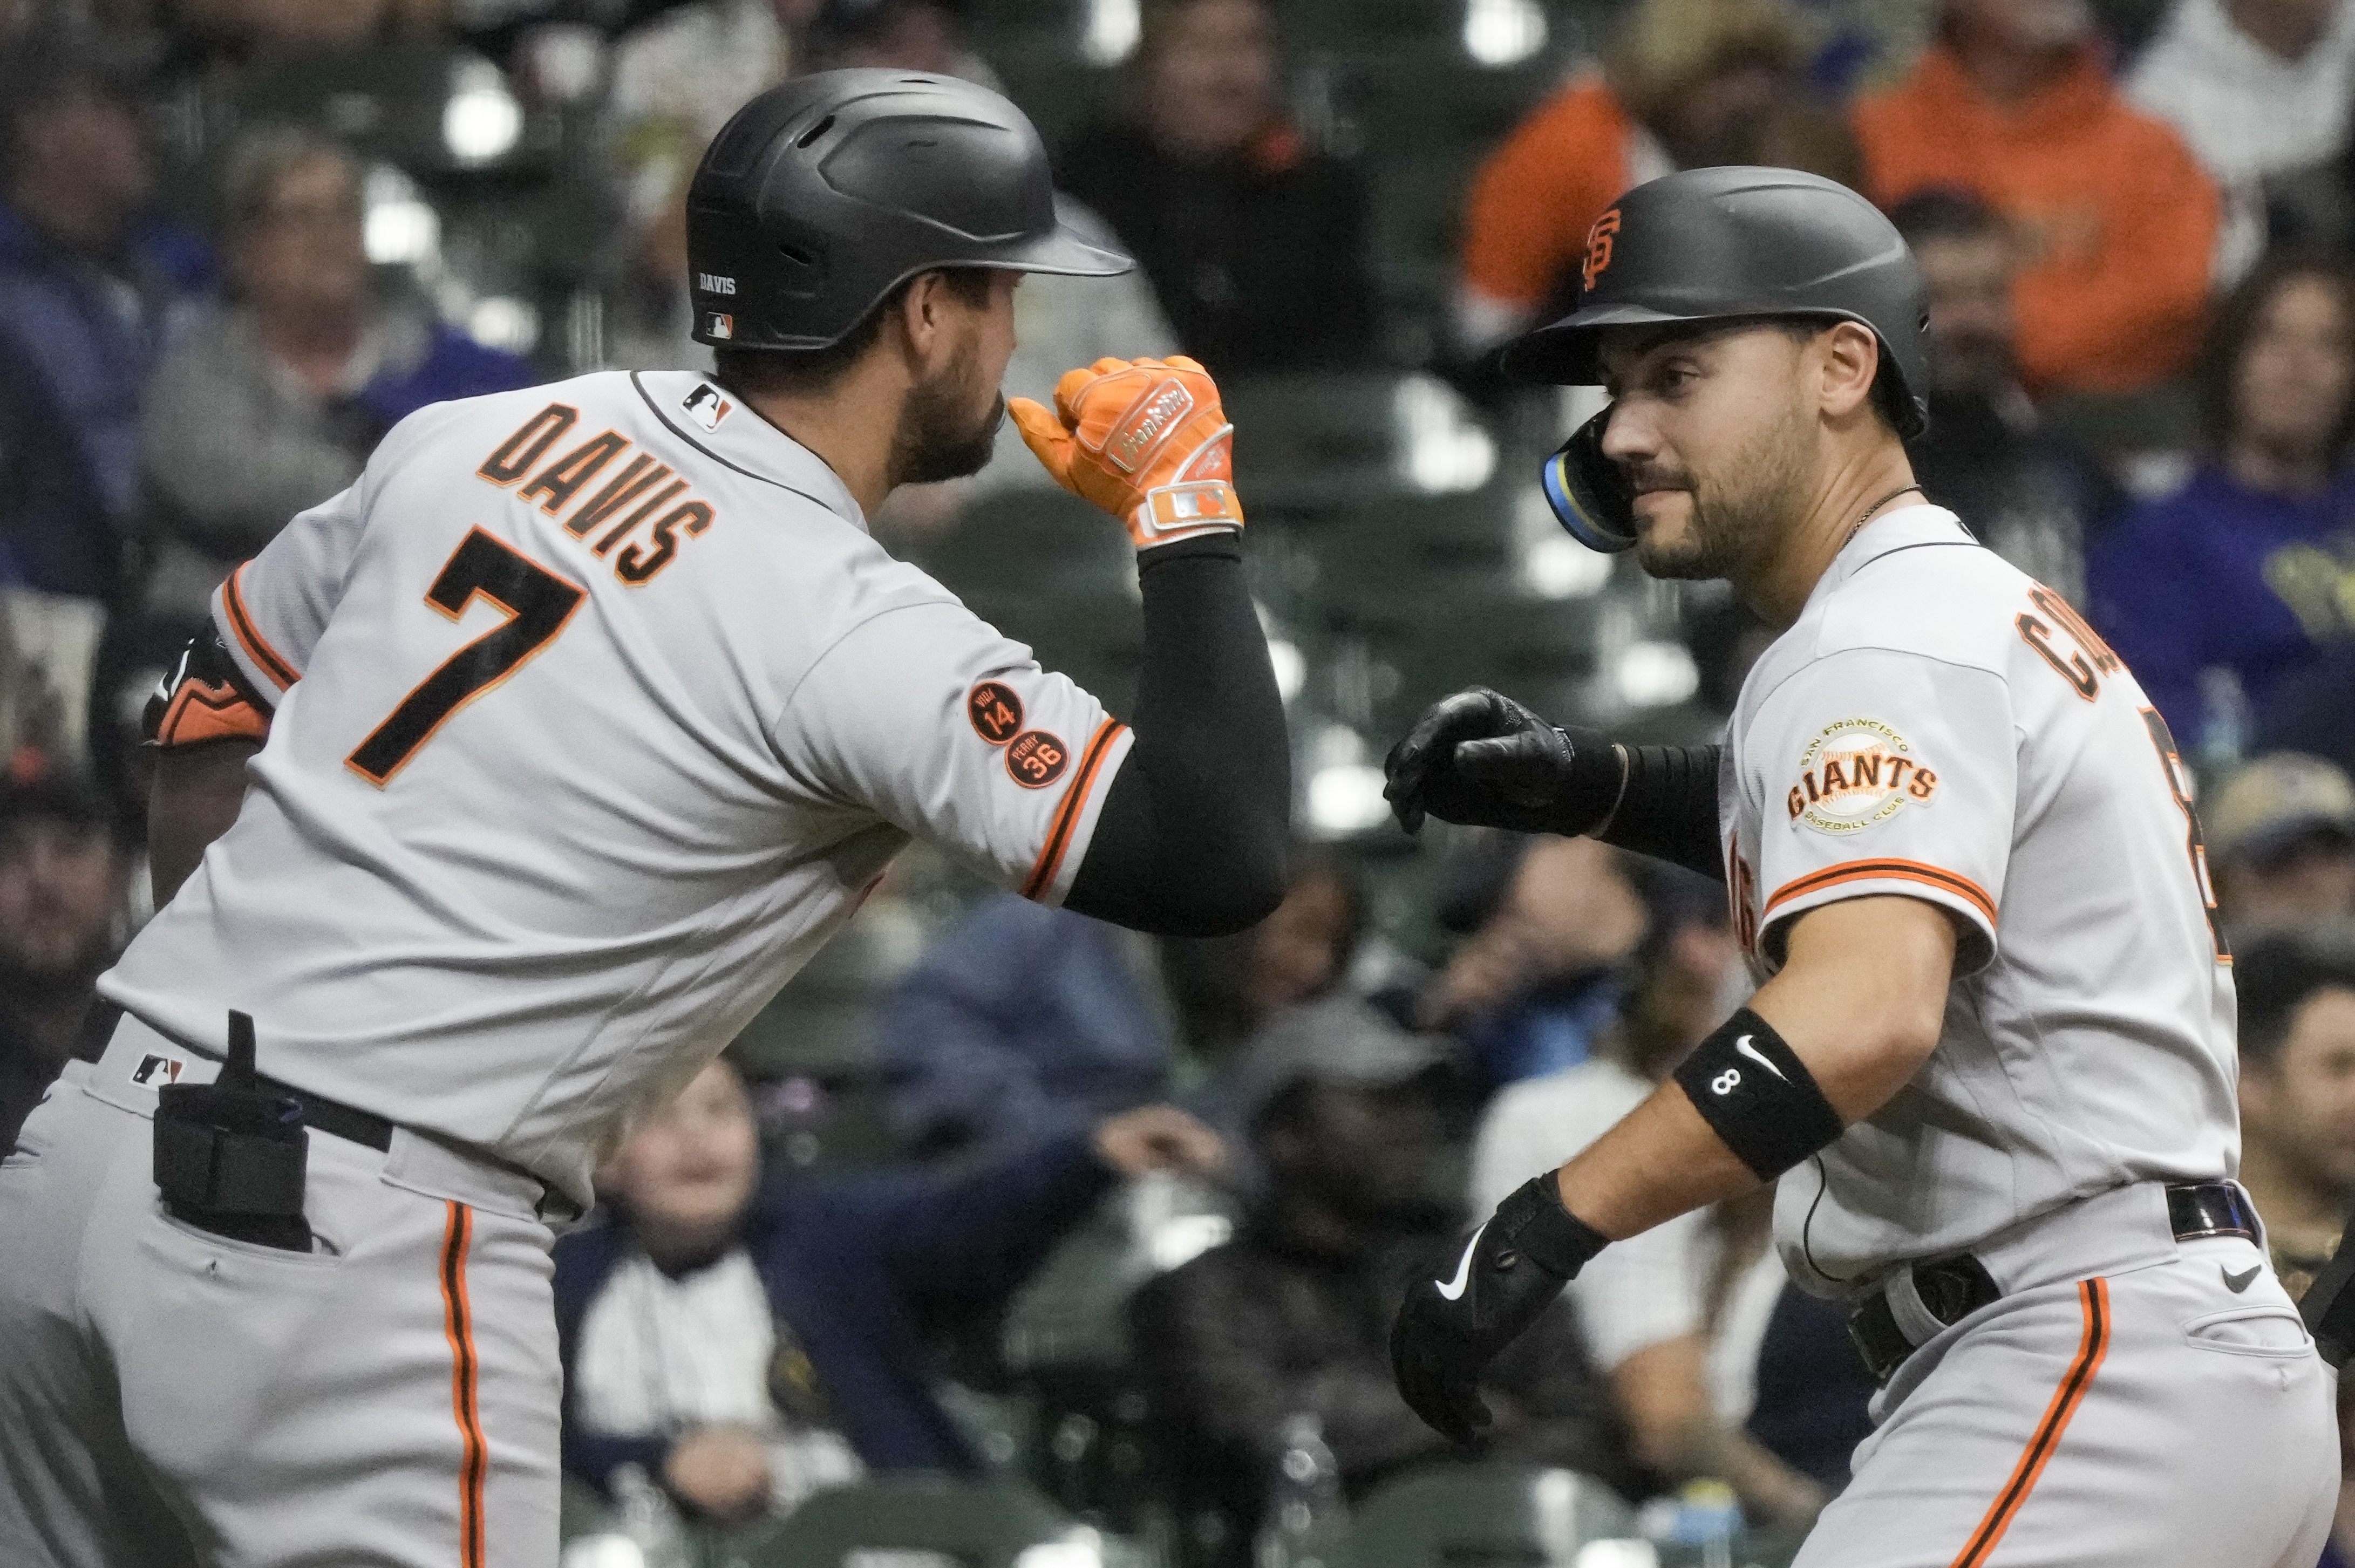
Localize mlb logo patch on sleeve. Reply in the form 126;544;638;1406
680;383;733;431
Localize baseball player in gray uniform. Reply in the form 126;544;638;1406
0;72;1287;1567
1385;168;2338;1566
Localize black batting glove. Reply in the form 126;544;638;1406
1390;1175;1610;1446
1382;688;1622;836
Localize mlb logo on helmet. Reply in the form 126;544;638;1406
706;312;734;341
1582;209;1622;292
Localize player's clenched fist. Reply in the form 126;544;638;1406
1008;356;1243;549
1391;1175;1608;1446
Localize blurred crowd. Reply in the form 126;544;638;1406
4;0;2355;1560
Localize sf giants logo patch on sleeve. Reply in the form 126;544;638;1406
1787;718;1939;835
1581;209;1622;292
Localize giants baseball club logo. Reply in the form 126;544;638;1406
966;680;1025;745
1005;730;1070;788
1581;208;1622;292
1787;718;1939;835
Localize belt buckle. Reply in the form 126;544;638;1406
2167;1181;2257;1244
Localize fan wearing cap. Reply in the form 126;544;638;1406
2203;752;2355;941
1384;167;2334;1566
1;72;1287;1568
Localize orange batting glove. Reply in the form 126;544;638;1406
1007;356;1243;549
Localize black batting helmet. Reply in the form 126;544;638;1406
1503;167;1929;553
686;70;1130;352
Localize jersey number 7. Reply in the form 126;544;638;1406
346;529;585;786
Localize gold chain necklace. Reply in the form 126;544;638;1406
1841;484;1925;553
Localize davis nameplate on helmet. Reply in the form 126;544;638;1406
1788;718;1938;835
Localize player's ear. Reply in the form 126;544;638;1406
1817;321;1881;425
894;270;959;370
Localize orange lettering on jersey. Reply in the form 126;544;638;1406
1727;835;1759;957
2017;612;2098;700
478;404;579;486
2030;585;2119;674
2016;584;2119;701
592;479;688;557
566;456;671;537
614;501;715;584
518;431;628;515
489;424;721;584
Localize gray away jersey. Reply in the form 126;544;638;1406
103;371;1134;1209
1721;506;2239;1294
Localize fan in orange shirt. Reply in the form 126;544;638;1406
1454;0;1811;357
1853;0;2223;396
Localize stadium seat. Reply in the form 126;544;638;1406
1339;1462;1639;1568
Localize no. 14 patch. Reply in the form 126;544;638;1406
1788;718;1938;835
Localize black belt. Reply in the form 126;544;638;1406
254;1072;393;1151
1849;1182;2259;1385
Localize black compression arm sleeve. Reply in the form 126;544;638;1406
1065;535;1289;936
1598;743;1725;882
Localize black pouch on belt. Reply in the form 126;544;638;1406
2302;1202;2355;1369
152;1010;312;1252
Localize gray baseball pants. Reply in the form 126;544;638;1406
1794;1190;2338;1567
0;1019;563;1567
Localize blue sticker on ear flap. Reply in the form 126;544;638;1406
1541;444;1636;554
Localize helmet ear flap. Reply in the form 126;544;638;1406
1540;409;1638;554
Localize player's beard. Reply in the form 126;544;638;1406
889;341;1005;487
1629;397;1813;583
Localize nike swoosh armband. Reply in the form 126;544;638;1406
1672;1007;1847;1180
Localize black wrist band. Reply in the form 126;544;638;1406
1542;722;1633;838
1494;1174;1610;1278
1601;741;1726;881
1672;1007;1846;1180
